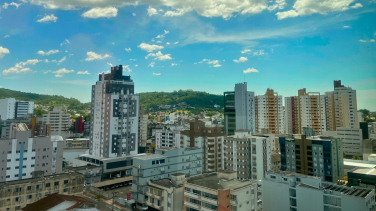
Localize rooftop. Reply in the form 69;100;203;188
349;167;376;176
78;153;147;161
186;172;253;190
267;170;319;179
150;178;177;188
22;194;91;211
135;154;165;160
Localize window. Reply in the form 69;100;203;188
27;186;32;191
15;197;21;202
46;183;51;188
64;180;69;184
296;178;301;182
45;192;50;196
54;181;59;186
271;175;276;179
27;195;32;200
63;188;68;193
36;193;41;198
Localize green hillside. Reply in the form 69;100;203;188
0;88;90;111
0;88;224;112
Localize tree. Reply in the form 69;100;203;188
34;108;48;116
359;109;370;119
206;111;216;117
95;194;104;202
352;155;361;160
343;151;346;158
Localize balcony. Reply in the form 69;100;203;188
201;196;217;205
230;199;238;205
185;201;200;210
145;192;163;200
145;201;163;210
185;192;200;199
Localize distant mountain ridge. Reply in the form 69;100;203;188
0;88;224;111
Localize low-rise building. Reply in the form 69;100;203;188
184;171;259;211
43;107;71;138
65;165;102;185
132;147;203;210
145;173;185;211
347;167;376;189
323;127;363;156
155;129;181;149
0;172;84;211
262;170;375;211
64;138;89;149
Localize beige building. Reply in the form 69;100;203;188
255;89;284;134
64;138;89;148
180;120;224;173
0;172;84;211
145;173;185;211
224;131;271;180
184;171;259;211
138;108;148;147
43;107;71;138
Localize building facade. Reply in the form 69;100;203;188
155;129;181;149
224;82;255;136
333;80;359;129
90;65;139;158
132;147;203;210
0;124;64;182
0;98;34;120
180;120;224;173
262;170;375;211
224;132;271;180
323;127;363;156
255;89;284;134
0;172;84;211
280;135;344;183
184;171;259;211
43;107;71;138
145;173;185;211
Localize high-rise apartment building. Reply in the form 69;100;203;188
132;147;203;210
285;89;327;135
280;134;344;183
184;171;259;211
323;127;363;156
90;65;139;158
255;88;284;134
224;82;255;136
0;98;34;120
334;81;359;128
138;108;148;148
262;170;375;211
224;131;271;180
43;106;71;138
0;123;63;182
180;120;224;173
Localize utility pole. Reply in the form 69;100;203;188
112;192;118;211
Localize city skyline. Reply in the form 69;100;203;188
0;1;375;110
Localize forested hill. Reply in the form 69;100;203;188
138;90;223;109
0;88;90;110
0;88;223;111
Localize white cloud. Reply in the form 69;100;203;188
135;64;138;67
0;86;2;88
132;13;136;16
276;0;363;20
156;41;162;43
37;14;58;23
58;56;66;64
156;30;170;39
233;56;248;63
130;59;136;61
147;7;158;16
253;50;265;56
77;70;91;74
2;2;21;9
43;70;52;74
174;41;179;44
125;48;131;52
137;43;164;52
343;26;352;29
149;62;155;67
199;59;221;67
145;51;172;60
166;42;171;45
0;46;10;58
359;39;367;42
370;39;375;42
243;67;259;74
112;42;115;45
153;72;161;75
241;49;251;54
171;63;177;66
53;68;74;77
60;39;70;46
85;51;111;61
2;59;40;75
37;49;59;56
4;35;10;38
82;7;118;18
123;65;132;72
213;64;221;67
107;62;113;66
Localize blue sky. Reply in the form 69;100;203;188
0;0;375;110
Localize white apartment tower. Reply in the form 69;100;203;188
0;98;34;120
90;65;139;158
333;80;359;129
43;106;70;138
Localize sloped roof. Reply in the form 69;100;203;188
22;194;90;211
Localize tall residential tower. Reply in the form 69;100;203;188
90;65;139;158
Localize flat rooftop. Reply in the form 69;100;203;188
150;178;177;188
186;173;253;190
135;154;164;160
0;172;82;187
267;170;320;179
350;168;376;176
78;153;147;161
344;160;376;169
